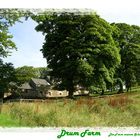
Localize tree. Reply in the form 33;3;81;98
131;25;140;86
0;9;32;100
0;9;27;57
15;66;39;85
0;9;22;100
33;12;120;98
0;59;16;99
112;23;140;91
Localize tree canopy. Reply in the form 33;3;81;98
33;12;121;97
0;59;16;98
1;9;139;99
112;23;140;91
0;9;32;99
15;66;39;85
0;9;25;57
0;9;22;99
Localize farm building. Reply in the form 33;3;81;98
19;78;68;98
5;78;89;99
19;78;50;98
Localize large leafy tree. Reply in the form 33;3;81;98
113;23;140;91
15;66;51;85
0;9;28;99
0;59;16;99
0;9;26;57
131;25;140;85
33;12;120;97
15;66;39;85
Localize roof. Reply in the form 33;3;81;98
31;78;50;86
19;82;32;89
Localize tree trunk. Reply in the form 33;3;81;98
117;84;124;94
0;92;4;99
126;86;131;92
126;82;131;92
67;78;75;99
0;99;3;113
68;89;74;99
116;78;124;94
0;92;4;113
101;89;104;95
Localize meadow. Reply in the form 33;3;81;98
0;89;140;127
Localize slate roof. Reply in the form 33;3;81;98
19;82;32;89
31;78;50;86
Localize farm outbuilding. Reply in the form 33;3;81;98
19;78;68;98
19;78;50;98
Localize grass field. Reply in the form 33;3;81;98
0;89;140;127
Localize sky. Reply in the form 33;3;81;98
2;0;140;68
3;18;47;68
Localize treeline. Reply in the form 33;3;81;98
0;62;49;98
15;66;49;84
0;9;140;99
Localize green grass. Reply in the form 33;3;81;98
0;88;140;127
0;114;20;127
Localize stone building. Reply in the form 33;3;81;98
19;78;68;98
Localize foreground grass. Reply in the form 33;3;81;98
0;114;20;127
0;91;140;127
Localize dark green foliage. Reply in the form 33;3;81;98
15;66;39;85
15;66;51;85
115;78;124;93
113;23;140;91
33;12;120;97
0;9;25;57
0;9;34;98
35;67;49;79
0;59;16;98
